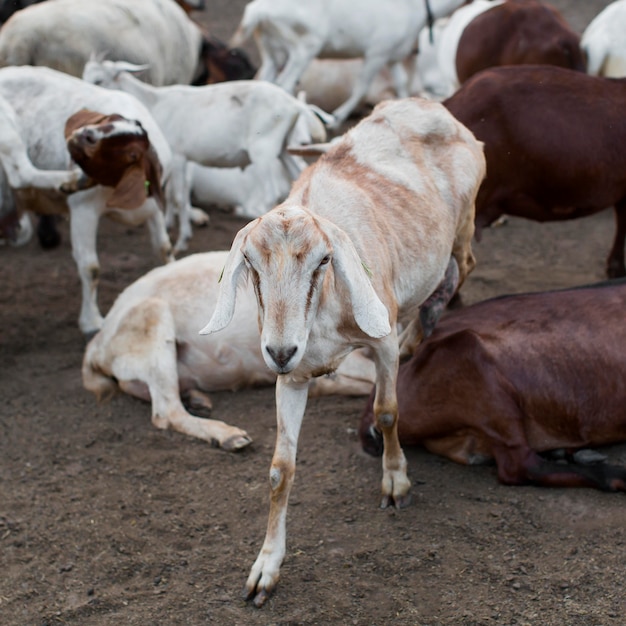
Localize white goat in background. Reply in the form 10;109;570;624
0;65;178;335
231;0;467;126
83;251;376;451
0;0;206;85
200;97;486;605
83;60;329;238
582;0;626;77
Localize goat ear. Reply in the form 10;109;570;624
199;220;257;335
106;163;148;209
64;109;106;140
321;219;391;338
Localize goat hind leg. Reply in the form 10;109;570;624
606;200;626;278
399;256;460;361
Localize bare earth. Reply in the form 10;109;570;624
1;1;624;625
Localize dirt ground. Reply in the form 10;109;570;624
1;1;625;625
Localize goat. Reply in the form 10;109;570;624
0;0;253;87
199;96;486;605
83;251;376;450
0;65;178;335
444;64;626;278
230;0;468;126
360;279;626;492
82;60;328;235
433;0;585;97
582;0;626;78
300;0;585;107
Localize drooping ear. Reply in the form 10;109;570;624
319;218;391;338
64;109;108;140
106;163;148;209
198;219;259;335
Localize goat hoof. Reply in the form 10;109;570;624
380;492;412;510
252;588;271;608
221;433;252;452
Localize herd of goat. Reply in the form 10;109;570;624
1;0;626;607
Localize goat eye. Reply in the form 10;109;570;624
319;255;330;267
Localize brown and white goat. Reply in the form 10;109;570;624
83;251;376;451
200;97;486;605
360;279;626;492
444;64;626;278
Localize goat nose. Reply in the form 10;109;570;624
266;345;297;369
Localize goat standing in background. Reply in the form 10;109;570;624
231;0;468;127
200;97;486;605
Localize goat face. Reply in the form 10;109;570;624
201;205;390;375
65;110;164;210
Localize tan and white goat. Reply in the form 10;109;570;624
200;97;486;605
83;251;376;451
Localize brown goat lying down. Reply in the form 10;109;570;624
360;279;626;492
444;65;626;278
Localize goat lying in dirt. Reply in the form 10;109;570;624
83;251;377;451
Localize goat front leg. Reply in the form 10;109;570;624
373;335;411;509
68;196;104;336
388;59;410;99
144;198;175;264
245;376;309;607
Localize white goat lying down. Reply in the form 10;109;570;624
231;0;467;126
188;160;293;219
200;97;486;605
582;0;626;77
0;0;205;86
83;251;376;451
83;60;328;239
0;65;178;335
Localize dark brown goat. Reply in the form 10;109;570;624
360;279;626;492
455;0;586;84
444;65;626;277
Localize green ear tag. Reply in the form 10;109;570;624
218;266;225;283
361;261;373;278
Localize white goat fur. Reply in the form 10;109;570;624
188;160;293;219
83;251;376;450
0;65;177;335
83;60;327;235
582;0;626;77
231;0;467;125
0;93;85;245
0;0;203;86
201;97;486;604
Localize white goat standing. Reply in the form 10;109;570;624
83;60;328;241
83;251;376;450
582;0;626;77
0;65;177;335
0;93;84;244
231;0;468;126
200;97;486;605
